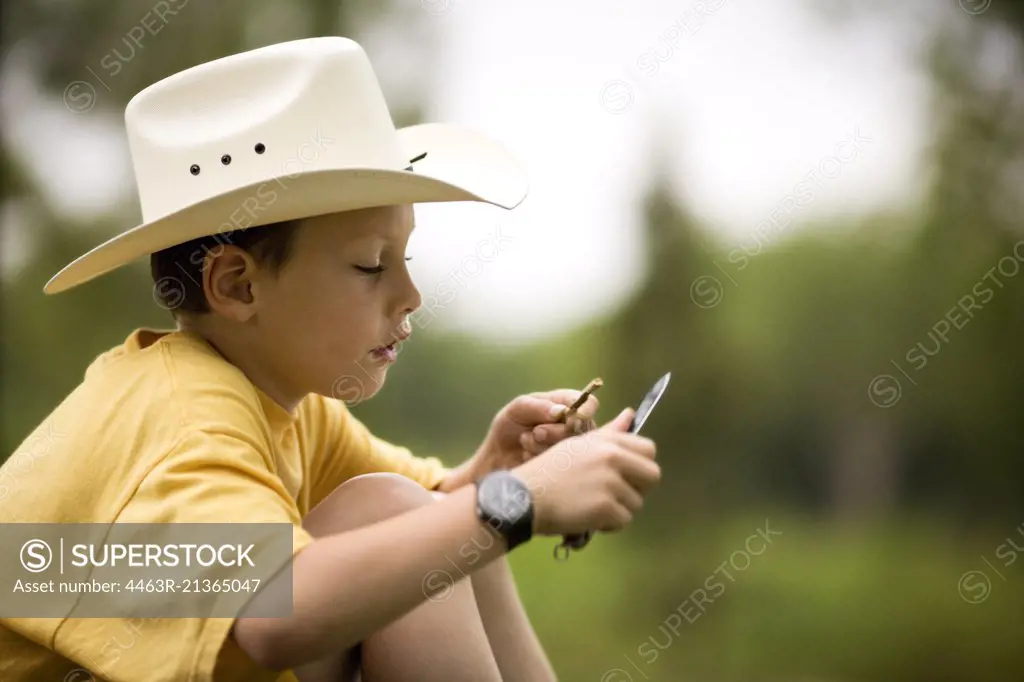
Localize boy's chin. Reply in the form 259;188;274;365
327;366;388;405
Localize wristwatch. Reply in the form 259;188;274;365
475;470;534;551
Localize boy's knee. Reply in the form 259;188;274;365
345;472;435;515
304;473;436;536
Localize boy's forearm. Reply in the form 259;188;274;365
234;485;507;669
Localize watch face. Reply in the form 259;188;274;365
497;477;528;521
482;473;529;522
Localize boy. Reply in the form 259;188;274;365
0;37;660;681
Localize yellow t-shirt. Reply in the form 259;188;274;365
0;327;449;681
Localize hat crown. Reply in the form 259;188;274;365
125;37;408;223
44;37;528;296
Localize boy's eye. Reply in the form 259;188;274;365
353;257;411;275
354;264;386;275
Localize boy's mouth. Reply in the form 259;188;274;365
369;343;398;363
369;323;411;364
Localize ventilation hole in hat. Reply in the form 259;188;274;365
221;154;232;165
405;152;427;172
190;164;200;176
254;143;266;154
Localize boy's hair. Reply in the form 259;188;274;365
150;219;303;315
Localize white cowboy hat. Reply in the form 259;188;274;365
44;36;529;294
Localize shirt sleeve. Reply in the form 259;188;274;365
50;428;314;682
305;395;451;510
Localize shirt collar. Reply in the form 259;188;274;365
253;384;298;435
125;327;299;435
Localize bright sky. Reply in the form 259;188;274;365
3;0;960;345
408;0;937;344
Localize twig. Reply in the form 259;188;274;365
556;377;603;423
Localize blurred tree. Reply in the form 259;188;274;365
2;0;433;124
900;11;1024;519
601;148;746;528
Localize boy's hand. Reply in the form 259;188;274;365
512;407;660;535
439;389;599;492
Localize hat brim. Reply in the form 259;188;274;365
43;122;528;294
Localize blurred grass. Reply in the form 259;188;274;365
508;514;1024;682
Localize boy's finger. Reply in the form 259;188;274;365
600;408;635;433
575;416;597;434
533;389;601;420
518;431;547;457
533;416;596;444
506;395;565;426
614;452;662;494
532;422;571;445
606;431;656;459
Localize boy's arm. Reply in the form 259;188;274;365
295;395;552;677
248;402;653;672
305;395;451;504
94;428;320;681
116;421;506;673
233;483;507;669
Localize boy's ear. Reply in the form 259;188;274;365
203;246;260;322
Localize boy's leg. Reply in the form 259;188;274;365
292;473;502;682
467;555;557;682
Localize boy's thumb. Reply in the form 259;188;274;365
601;407;635;433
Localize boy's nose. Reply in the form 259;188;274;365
406;285;422;316
395;269;422;319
